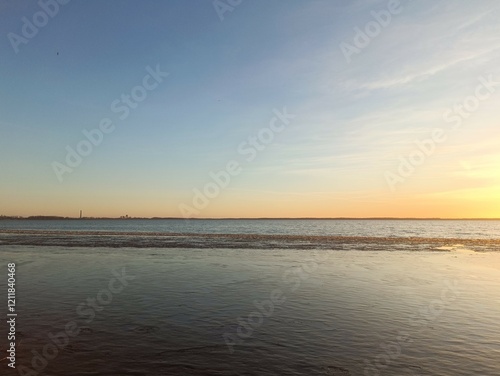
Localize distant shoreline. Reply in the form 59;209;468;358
1;216;500;221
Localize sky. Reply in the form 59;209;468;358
1;0;500;218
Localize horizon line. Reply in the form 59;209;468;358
2;215;500;221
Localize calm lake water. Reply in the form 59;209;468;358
0;220;499;375
1;219;499;252
1;218;500;238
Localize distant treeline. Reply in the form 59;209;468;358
1;216;499;220
0;216;180;220
0;216;72;220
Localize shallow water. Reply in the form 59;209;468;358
1;218;500;239
1;245;499;375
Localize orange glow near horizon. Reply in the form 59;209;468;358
3;186;500;219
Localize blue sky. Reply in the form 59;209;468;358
1;0;500;217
